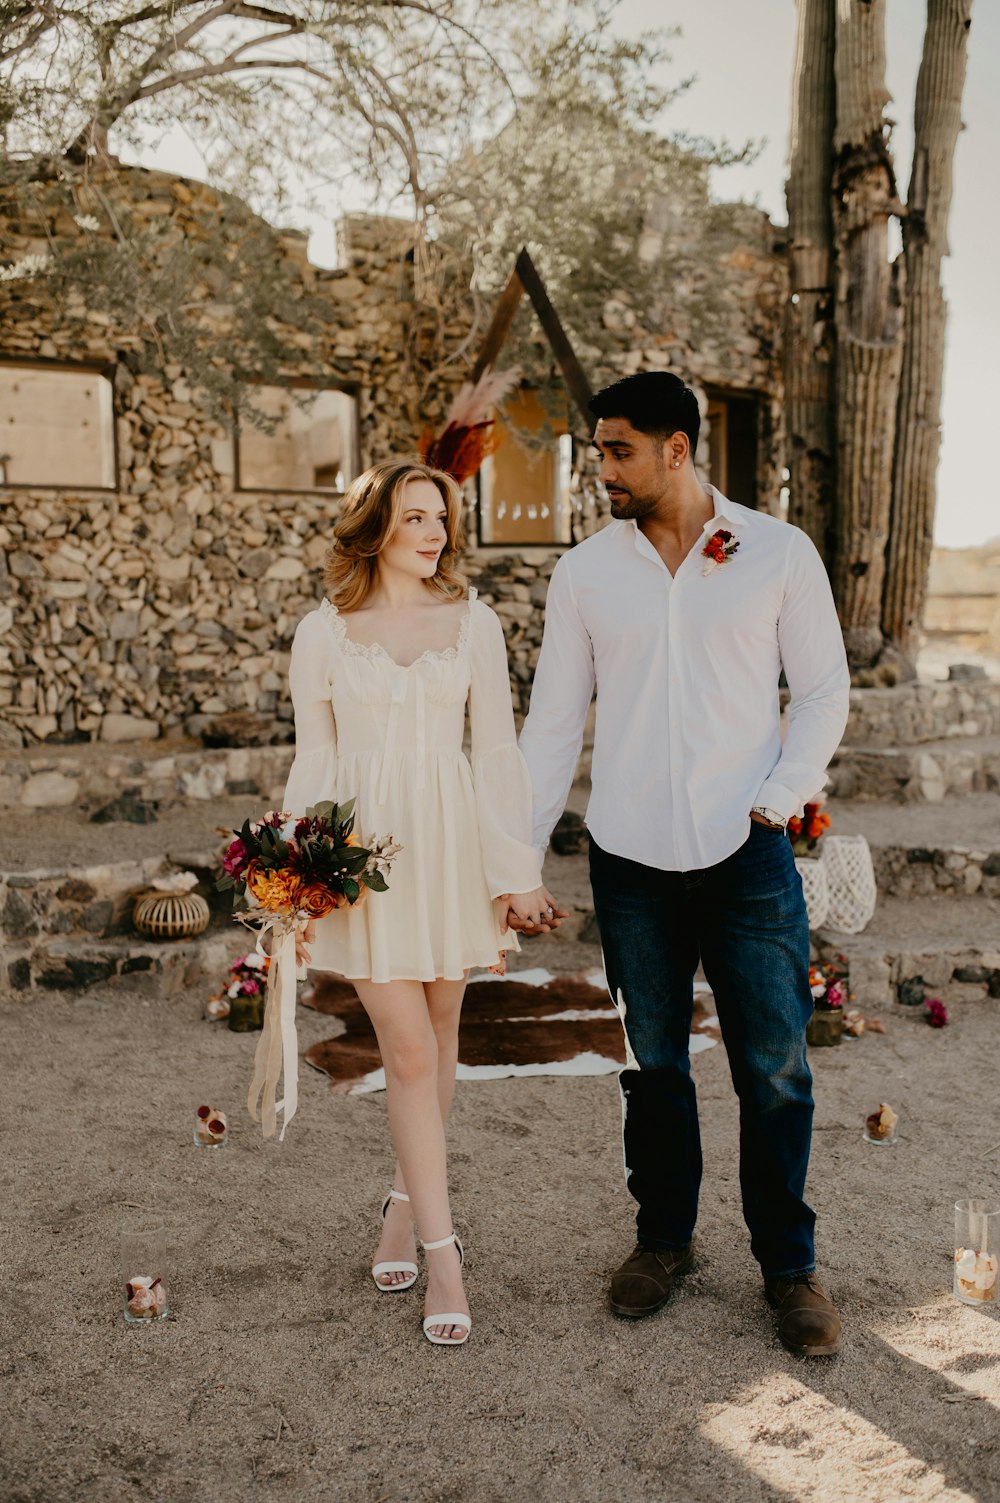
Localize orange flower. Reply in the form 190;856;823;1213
244;859;268;900
248;865;304;913
299;884;339;919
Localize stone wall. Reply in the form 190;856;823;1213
0;164;786;749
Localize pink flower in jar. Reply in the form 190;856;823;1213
825;981;845;1009
241;979;260;995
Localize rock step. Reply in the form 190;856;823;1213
0;737;291;811
814;895;1000;1010
3;929;237;997
828;733;1000;802
1;797;248;874
827;793;1000;898
837;679;1000;749
0;799;252;946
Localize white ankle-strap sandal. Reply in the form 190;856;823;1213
420;1231;471;1346
371;1190;419;1292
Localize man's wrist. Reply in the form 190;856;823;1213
751;805;788;830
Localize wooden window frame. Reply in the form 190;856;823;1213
473;406;575;551
0;355;120;494
233;377;361;497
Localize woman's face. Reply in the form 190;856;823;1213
379;478;449;580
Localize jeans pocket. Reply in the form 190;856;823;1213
725;823;801;905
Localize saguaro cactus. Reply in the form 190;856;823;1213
882;0;973;671
785;0;837;564
783;0;973;677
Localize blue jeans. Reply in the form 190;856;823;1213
588;823;816;1279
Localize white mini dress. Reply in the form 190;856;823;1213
282;590;543;983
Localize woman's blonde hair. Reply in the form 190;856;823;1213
323;461;467;611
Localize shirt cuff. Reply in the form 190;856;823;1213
753;778;806;823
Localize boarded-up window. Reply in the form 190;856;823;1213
0;363;116;489
237;385;358;493
478;389;572;545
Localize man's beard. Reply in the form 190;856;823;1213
608;488;657;520
606;457;668;520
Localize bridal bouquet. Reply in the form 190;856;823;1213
217;800;400;1139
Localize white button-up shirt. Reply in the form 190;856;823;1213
518;487;851;872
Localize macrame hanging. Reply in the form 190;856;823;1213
820;834;878;935
795;855;831;931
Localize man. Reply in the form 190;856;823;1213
516;371;850;1356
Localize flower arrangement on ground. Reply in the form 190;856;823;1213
205;950;270;1024
809;962;846;1011
217;800;400;1139
788;796;832;857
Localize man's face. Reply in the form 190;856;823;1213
592;417;671;519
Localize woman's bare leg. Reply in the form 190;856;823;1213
376;975;468;1283
356;976;468;1339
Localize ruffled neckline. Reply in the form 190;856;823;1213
320;589;477;671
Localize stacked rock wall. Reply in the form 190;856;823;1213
0;165;786;750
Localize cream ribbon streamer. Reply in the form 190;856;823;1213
247;918;302;1140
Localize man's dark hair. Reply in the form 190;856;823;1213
588;371;700;453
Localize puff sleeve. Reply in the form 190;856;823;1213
282;610;338;812
467;600;544;899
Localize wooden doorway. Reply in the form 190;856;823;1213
706;387;759;509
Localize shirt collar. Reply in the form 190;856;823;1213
622;485;743;550
701;485;743;536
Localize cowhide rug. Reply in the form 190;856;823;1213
302;967;720;1095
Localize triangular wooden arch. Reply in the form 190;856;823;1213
470;247;593;433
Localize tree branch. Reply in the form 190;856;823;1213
0;1;59;65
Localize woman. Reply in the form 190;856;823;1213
285;460;565;1347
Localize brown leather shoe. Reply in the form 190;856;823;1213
609;1242;693;1319
764;1273;842;1356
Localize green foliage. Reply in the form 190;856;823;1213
0;2;748;409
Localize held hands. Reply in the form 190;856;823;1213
499;886;570;936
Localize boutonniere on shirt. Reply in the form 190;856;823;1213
701;528;740;575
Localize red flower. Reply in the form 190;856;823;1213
222;838;249;877
701;528;740;570
924;998;948;1028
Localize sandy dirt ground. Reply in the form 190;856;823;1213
4;913;1000;1503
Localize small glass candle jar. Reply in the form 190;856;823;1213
193;1105;228;1148
227;992;264;1031
954;1200;999;1306
121;1228;170;1324
863;1102;899;1145
806;1008;843;1047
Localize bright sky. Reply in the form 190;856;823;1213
135;1;998;548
